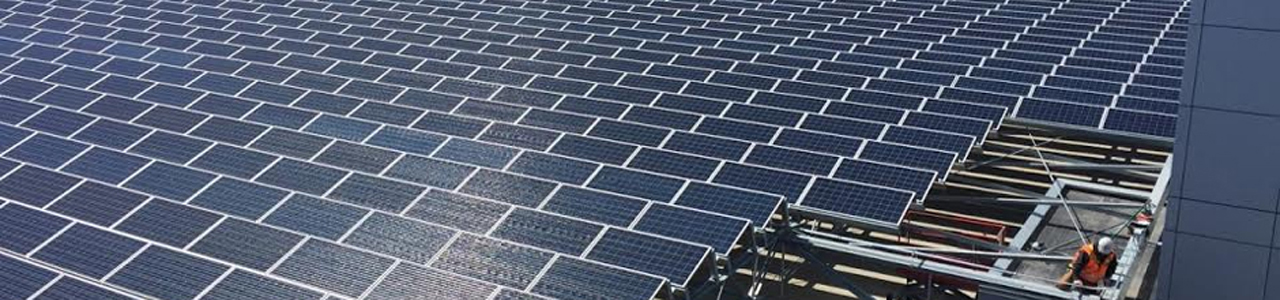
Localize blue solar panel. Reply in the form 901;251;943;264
431;233;555;289
264;194;368;240
365;263;496;300
627;148;719;180
271;240;394;297
201;270;323;300
676;182;785;225
328;174;425;212
490;208;603;256
531;256;664;300
405;191;508;234
188;218;303;271
47;182;147;226
343;213;455;264
882;127;976;163
859;142;958;180
106;247;228;300
799;178;916;225
115;199;221;248
0;0;1185;295
0;165;80;207
586;228;711;286
541;186;646;227
460;169;557;207
588;166;685;202
4;133;87;168
0;254;58;300
433;139;519;169
634;203;751;254
32;277;133;300
0;204;69;254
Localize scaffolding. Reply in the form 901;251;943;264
680;124;1172;300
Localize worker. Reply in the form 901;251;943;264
1057;237;1117;291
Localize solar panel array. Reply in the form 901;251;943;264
0;0;1185;298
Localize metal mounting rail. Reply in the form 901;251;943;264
794;229;1078;300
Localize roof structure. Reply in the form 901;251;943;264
0;0;1185;298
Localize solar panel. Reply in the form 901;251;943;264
488;207;604;256
0;253;61;299
797;178;917;225
585;228;712;287
633;203;752;254
530;256;665;300
271;239;394;297
430;233;555;289
0;0;1185;295
365;263;497;300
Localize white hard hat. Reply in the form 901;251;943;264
1097;237;1114;255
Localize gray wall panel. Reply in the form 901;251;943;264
1192;28;1280;115
1180;108;1280;211
1178;199;1274;246
1168;233;1270;299
1202;0;1280;30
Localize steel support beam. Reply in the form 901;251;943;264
992;182;1060;273
1001;118;1175;148
1103;155;1173;300
928;196;1147;208
876;245;1074;261
968;161;1164;171
795;230;1079;300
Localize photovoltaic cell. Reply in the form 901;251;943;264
634;203;750;253
365;263;495;300
47;182;147;226
31;278;133;300
489;208;603;256
107;247;228;300
405;190;510;234
542;186;646;227
328;174;425;213
342;213;455;264
0;254;58;300
858;142;957;179
124;162;216;201
588;166;686;202
431;234;555;289
0;165;81;206
189;218;303;270
799;178;916;225
271;240;394;298
4;133;88;168
0;204;69;254
675;182;782;225
586;228;710;285
34;224;144;278
201;270;323;300
508;152;598;185
531;256;663;300
115;200;221;248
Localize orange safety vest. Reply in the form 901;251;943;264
1074;244;1117;284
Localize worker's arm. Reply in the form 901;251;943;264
1104;257;1118;279
1070;252;1088;278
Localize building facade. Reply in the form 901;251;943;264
1159;1;1280;299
